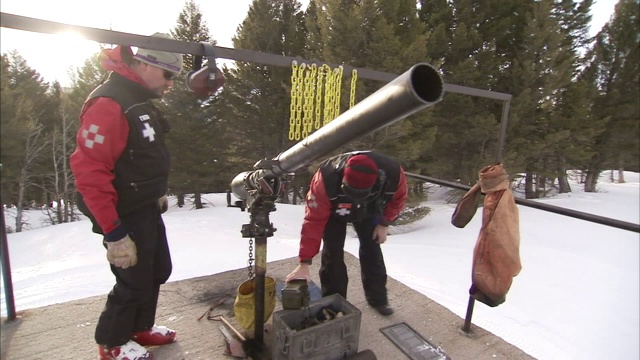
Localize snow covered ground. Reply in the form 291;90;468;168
2;171;638;360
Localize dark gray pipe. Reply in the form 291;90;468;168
231;63;444;200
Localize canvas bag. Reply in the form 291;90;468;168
453;164;522;307
233;276;276;330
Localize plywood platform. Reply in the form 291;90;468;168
1;253;535;359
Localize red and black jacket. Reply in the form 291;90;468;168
298;151;408;262
70;47;171;241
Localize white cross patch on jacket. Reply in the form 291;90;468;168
335;203;352;216
81;124;105;149
142;122;156;142
307;193;318;208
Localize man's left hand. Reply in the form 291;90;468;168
373;224;388;244
106;235;138;269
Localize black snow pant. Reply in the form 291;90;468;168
95;203;172;347
319;215;388;307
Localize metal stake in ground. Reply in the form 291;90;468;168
240;188;279;352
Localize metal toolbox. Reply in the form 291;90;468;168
272;294;361;360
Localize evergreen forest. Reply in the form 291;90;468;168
1;0;638;232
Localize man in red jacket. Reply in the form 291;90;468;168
286;151;408;315
70;33;182;360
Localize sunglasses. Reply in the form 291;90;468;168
163;70;178;81
341;182;375;202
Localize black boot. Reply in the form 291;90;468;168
373;304;394;316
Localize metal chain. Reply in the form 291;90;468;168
323;64;335;125
333;66;344;119
288;61;298;141
301;64;316;139
314;65;324;130
294;63;305;140
350;69;358;109
247;237;254;280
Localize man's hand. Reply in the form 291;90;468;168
373;224;388;244
158;195;168;213
106;235;138;269
285;264;311;283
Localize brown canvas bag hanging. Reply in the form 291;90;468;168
453;164;522;307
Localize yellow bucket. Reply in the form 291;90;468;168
233;276;276;330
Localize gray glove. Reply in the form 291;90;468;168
106;235;138;269
158;195;168;214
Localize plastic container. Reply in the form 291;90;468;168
272;294;361;360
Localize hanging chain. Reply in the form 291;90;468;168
323;64;335;125
294;63;306;140
350;68;358;109
333;66;344;119
247;237;254;280
288;61;299;141
301;64;316;139
314;65;324;130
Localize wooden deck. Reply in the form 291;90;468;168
1;253;535;359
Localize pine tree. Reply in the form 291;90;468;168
582;0;639;190
306;0;435;173
160;0;231;208
0;52;54;231
507;0;578;198
548;0;594;192
552;76;605;193
219;0;307;170
303;0;324;60
417;0;505;183
373;0;436;168
553;0;593;65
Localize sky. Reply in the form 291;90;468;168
0;0;619;87
2;171;638;360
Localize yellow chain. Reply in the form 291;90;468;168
302;64;316;139
349;69;357;109
294;63;306;140
288;62;298;140
301;64;310;139
314;65;324;130
323;64;335;126
290;63;349;137
333;66;344;120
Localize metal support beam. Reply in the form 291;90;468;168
0;12;512;101
1;177;17;321
495;100;512;163
404;172;640;233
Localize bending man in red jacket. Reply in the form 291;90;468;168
286;151;408;315
70;33;182;360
